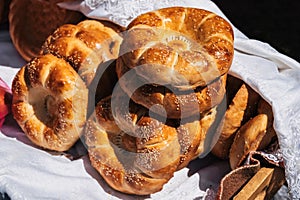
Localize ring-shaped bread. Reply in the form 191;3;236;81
41;20;123;87
117;59;227;119
84;92;219;195
12;54;88;151
116;7;234;90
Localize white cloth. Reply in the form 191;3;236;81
1;0;300;199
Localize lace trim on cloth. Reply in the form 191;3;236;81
85;0;184;26
58;0;187;26
282;109;300;198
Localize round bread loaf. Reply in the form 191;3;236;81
41;20;123;87
9;0;83;61
117;7;234;90
117;60;227;119
85;95;181;195
84;92;218;194
11;54;88;151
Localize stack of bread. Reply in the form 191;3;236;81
9;5;279;197
84;7;235;195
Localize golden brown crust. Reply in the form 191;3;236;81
212;77;261;159
225;75;244;103
9;0;83;61
193;97;228;160
117;7;234;90
229;114;268;170
212;84;249;159
84;95;180;195
41;20;123;86
257;99;273;129
175;106;220;169
97;19;126;33
84;93;219;194
12;54;88;151
257;99;277;150
117;58;226;119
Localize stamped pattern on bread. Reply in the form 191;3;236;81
11;54;88;151
117;7;234;90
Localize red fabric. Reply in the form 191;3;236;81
0;77;11;128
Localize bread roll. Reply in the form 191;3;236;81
117;7;234;90
42;20;123;87
257;99;277;150
84;95;180;195
9;0;83;61
212;82;260;159
12;54;88;151
229;114;268;169
117;61;227;119
84;90;221;194
109;91;214;170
